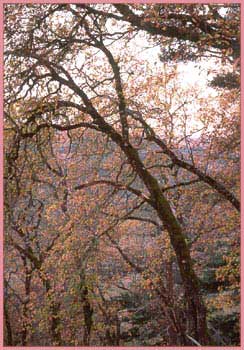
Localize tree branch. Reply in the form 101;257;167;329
75;179;152;204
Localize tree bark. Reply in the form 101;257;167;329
110;140;209;344
4;301;13;346
44;279;62;345
79;273;93;346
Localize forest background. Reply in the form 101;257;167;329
3;3;240;347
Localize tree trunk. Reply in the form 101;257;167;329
83;296;93;346
21;257;32;346
79;272;93;346
4;302;13;345
118;141;209;344
92;125;209;343
44;279;62;345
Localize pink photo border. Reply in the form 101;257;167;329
0;0;242;349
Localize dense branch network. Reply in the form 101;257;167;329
4;3;240;347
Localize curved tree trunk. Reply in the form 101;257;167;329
115;141;209;344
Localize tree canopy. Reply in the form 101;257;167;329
4;3;240;346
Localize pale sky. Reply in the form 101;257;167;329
16;5;234;141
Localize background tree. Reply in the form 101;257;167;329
4;3;240;346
